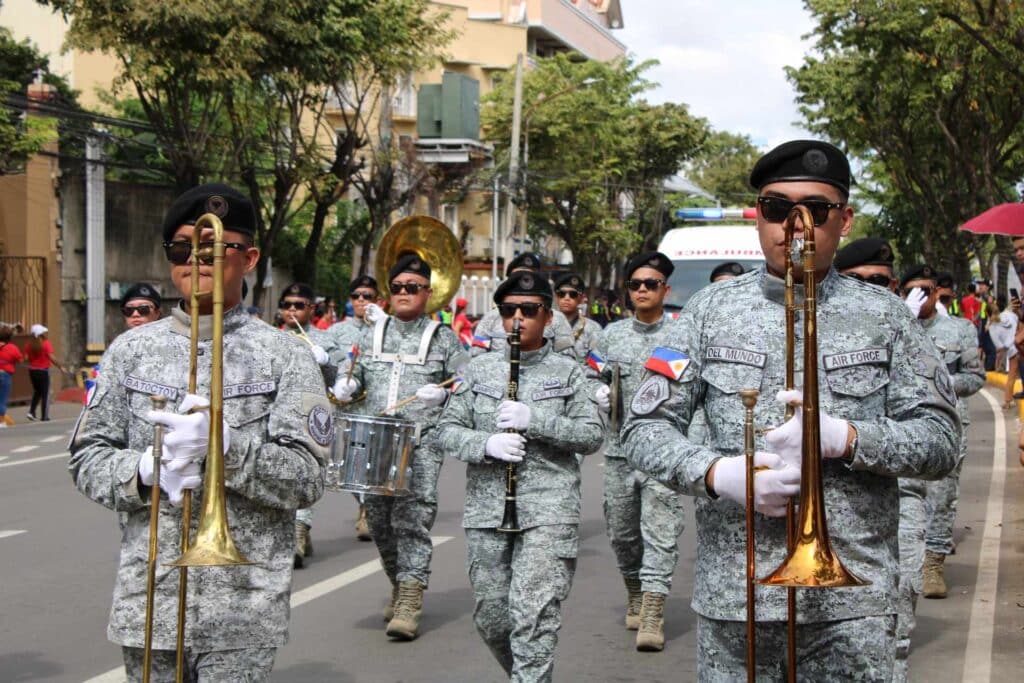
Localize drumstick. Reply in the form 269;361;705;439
346;346;358;382
379;376;459;415
288;314;315;347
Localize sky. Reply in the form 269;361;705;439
615;0;816;150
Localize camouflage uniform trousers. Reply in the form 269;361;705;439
894;477;927;683
465;524;578;683
696;614;896;682
365;441;443;587
924;434;968;555
602;456;686;594
296;507;313;527
122;646;275;682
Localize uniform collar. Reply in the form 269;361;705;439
631;313;665;333
391;314;427;335
512;341;551;367
169;302;249;339
920;314;939;329
759;265;841;306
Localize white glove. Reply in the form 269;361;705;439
935;301;949;317
496;400;532;431
710;451;800;517
310;344;330;366
332;377;359;401
146;394;230;469
904;287;927;318
364;303;387;324
766;390;850;462
416;384;449;407
137;447;202;507
485;432;526;463
595;385;611;413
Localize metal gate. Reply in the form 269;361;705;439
0;256;46;327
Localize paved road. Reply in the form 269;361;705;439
0;392;1021;682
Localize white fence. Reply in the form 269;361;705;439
455;274;500;317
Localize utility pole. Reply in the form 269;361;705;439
505;53;524;270
85;134;105;349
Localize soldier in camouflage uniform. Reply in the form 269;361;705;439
69;184;331;682
622;141;961;680
332;254;468;640
900;267;985;601
324;274;384;542
591;251;686;652
471;253;576;358
277;282;337;567
436;270;603;682
709;261;746;283
552;272;602;361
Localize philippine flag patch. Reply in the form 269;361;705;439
644;347;690;380
585;351;606;373
348;344;359;360
472;335;491;350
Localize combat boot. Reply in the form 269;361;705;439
636;592;666;652
383;582;399;621
386;580;424;640
293;521;310;569
355;504;372;542
624;577;643;630
922;550;947;598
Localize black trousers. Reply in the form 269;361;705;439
29;369;49;419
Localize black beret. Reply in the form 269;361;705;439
899;264;937;288
161;183;257;241
749;140;852;195
709;261;745;282
388;253;432;282
624;251;674;280
493;270;553;306
936;271;955;289
281;282;315;301
120;282;161;308
506;252;543;276
833;237;894;271
553;272;585;291
349;275;379;293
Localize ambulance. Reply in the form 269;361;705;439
657;219;765;311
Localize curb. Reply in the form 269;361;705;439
985;371;1024;422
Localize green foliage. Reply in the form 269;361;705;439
685;130;760;207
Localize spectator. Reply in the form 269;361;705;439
977;280;997;370
989;296;1019;408
960;282;980;325
24;324;62;422
452;297;473;348
0;325;24;428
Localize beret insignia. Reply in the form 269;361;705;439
879;244;891;260
205;195;229;218
803;149;829;174
521;274;534;289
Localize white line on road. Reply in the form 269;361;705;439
0;453;67;469
0;530;27;539
82;536;455;682
41;435;65;443
961;389;1007;683
10;445;38;453
0;456;7;463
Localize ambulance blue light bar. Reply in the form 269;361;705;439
675;207;757;220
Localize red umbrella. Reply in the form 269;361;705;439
959;203;1024;236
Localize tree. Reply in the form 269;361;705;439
685;130;761;208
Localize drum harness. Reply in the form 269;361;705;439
369;316;443;443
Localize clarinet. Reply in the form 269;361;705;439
496;318;522;533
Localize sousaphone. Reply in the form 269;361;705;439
375;215;464;314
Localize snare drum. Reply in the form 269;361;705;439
326;413;415;496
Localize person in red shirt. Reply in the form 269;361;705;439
960;283;980;326
452;297;473;348
0;325;24;428
24;324;62;422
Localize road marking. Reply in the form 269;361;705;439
0;456;7;463
11;445;38;453
82;535;455;682
0;530;27;539
961;389;1006;683
42;435;65;443
0;453;68;469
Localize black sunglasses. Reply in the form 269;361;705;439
121;304;155;317
555;289;582;299
350;292;377;301
757;196;846;226
498;302;547;319
163;240;249;266
390;282;429;295
280;300;308;310
846;272;892;288
626;278;665;292
901;286;934;298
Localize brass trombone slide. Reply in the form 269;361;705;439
142;395;167;683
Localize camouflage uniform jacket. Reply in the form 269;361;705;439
621;267;961;623
471;307;576;357
349;315;468;439
69;304;331;651
324;316;370;366
922;314;984;426
592;314;669;457
566;314;603;363
436;342;603;528
282;322;337;388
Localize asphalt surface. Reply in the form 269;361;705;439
0;392;1021;682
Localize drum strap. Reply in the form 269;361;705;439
371;318;443;414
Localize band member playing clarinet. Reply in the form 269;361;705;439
69;184;331;681
621;141;960;680
436;271;602;682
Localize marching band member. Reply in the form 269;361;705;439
69;183;331;681
592;251;686;652
332;254;468;640
436;270;602;682
552;271;601;362
120;282;163;329
621;141;960;679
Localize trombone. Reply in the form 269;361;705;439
141;213;253;682
745;205;868;682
